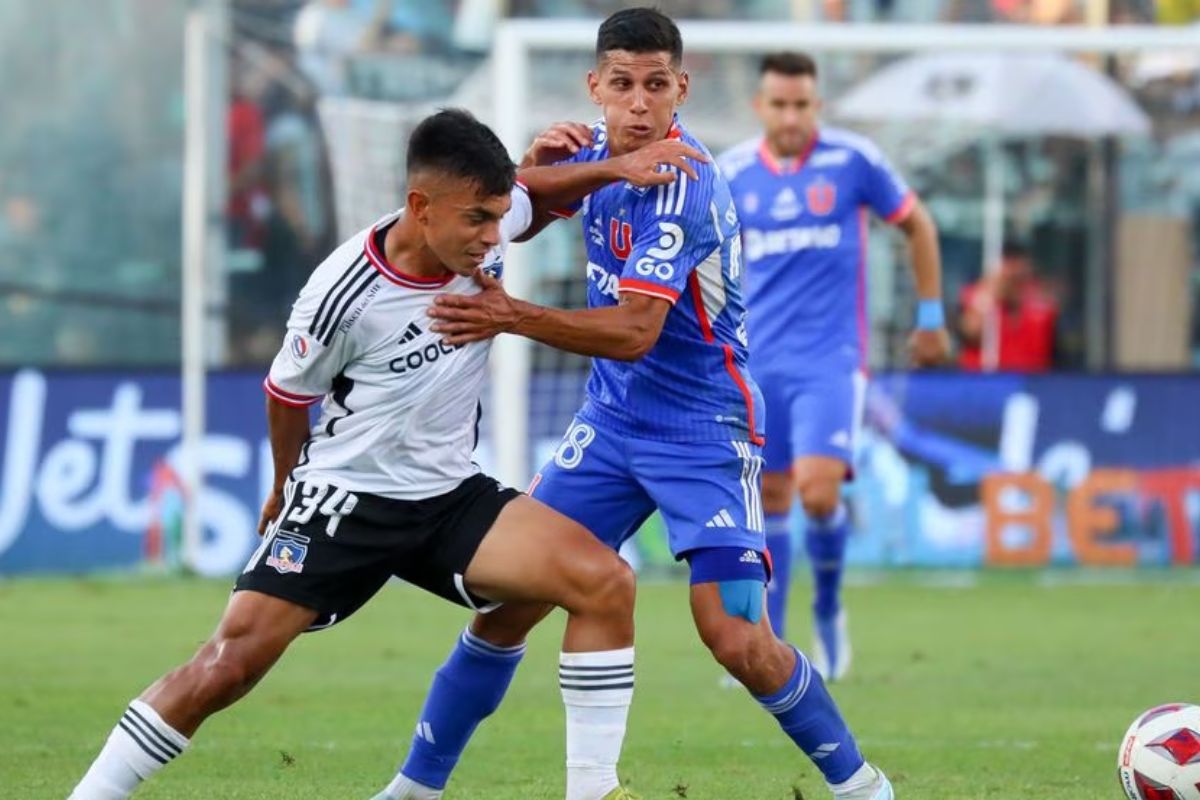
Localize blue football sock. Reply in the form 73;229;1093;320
400;628;525;790
805;504;849;620
754;646;864;784
764;513;792;638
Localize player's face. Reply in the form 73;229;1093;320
588;50;689;156
409;175;511;275
754;72;821;157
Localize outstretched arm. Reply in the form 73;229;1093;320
429;270;670;361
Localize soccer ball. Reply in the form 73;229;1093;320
1118;703;1200;800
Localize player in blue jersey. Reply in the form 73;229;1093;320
370;10;893;800
718;52;949;682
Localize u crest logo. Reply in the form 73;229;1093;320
609;219;633;260
806;179;837;216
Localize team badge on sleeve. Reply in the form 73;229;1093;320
291;334;310;360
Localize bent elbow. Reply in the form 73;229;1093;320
618;328;657;361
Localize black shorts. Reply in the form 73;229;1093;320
235;473;520;631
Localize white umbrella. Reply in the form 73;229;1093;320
835;52;1151;370
835;51;1150;138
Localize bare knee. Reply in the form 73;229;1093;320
575;555;636;619
798;479;841;521
761;471;793;515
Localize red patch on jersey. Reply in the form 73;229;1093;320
609;219;632;261
806;178;837;216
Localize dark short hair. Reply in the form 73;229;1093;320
596;7;682;67
406;108;515;197
760;51;818;79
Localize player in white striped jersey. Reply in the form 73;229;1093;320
67;109;705;800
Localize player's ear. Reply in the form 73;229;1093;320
587;69;602;106
407;188;431;224
675;70;689;107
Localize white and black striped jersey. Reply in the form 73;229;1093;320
264;185;532;500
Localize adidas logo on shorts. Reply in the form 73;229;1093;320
704;509;737;528
739;549;761;565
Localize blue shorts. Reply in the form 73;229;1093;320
757;369;867;474
530;419;766;560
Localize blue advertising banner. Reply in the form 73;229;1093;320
0;370;271;576
0;369;1197;575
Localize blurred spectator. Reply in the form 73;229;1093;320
228;67;270;251
957;242;1059;371
294;0;389;94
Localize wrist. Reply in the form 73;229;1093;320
510;299;542;336
916;299;945;330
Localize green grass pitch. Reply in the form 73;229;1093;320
3;572;1197;799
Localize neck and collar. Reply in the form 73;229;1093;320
366;212;455;289
758;128;819;176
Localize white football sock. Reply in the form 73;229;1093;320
378;773;443;800
69;700;189;800
559;647;634;800
830;761;880;797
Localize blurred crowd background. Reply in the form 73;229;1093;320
1;0;1198;372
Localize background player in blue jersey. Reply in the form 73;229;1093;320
718;52;949;682
372;10;893;800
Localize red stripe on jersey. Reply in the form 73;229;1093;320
723;345;765;446
885;191;917;225
263;377;322;407
365;223;455;289
527;473;543;495
691;272;763;444
549;207;576;219
687;272;715;342
619;278;680;305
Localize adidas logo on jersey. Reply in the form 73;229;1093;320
739;549;761;565
705;509;738;528
398;321;421;345
770;187;802;221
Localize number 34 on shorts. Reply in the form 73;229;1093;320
282;482;359;537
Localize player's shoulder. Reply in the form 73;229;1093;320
290;214;393;337
716;137;761;183
817;126;888;167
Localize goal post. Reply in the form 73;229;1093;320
485;19;1198;488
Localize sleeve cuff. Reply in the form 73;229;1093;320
548;207;576;219
885;192;917;225
618;278;681;305
263;377;322;408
